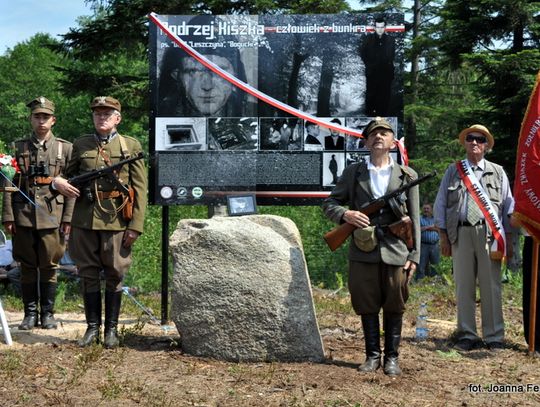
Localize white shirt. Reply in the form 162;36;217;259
367;156;394;198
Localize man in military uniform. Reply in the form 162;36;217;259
2;96;74;330
53;96;147;348
322;117;420;376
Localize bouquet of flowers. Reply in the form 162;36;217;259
0;153;20;190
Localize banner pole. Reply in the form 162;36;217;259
529;240;539;354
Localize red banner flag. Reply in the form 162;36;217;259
513;70;540;242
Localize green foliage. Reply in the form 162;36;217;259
462;50;540;175
434;0;540;176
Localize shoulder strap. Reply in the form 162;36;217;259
118;135;130;159
22;141;31;174
53;140;64;177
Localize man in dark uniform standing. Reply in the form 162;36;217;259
359;17;396;116
53;96;147;348
323;117;420;376
2;97;74;330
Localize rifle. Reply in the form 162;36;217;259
323;171;436;251
45;152;144;211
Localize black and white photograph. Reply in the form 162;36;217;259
154;15;258;118
155;118;206;151
322;117;346;151
207;117;258;150
257;13;404;119
259;117;302;151
303;120;323;151
227;194;257;216
322;152;345;187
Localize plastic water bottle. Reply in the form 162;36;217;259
415;302;429;341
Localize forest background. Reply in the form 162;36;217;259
1;0;539;293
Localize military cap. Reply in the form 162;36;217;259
458;124;495;150
27;96;55;114
90;96;121;112
363;117;394;137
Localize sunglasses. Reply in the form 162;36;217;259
465;134;487;144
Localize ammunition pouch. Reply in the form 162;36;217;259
388;216;413;250
353;226;378;252
122;187;135;221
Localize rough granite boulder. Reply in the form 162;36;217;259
169;214;325;362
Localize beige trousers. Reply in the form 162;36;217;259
452;225;504;343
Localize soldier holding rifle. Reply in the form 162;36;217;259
322;117;420;377
53;96;147;348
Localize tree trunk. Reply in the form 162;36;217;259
287;52;309;108
316;53;334;117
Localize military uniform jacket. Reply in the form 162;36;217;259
322;160;421;265
2;134;75;229
64;134;147;233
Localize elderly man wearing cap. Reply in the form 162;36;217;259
2;97;74;330
434;124;514;352
323;117;420;376
53;96;147;348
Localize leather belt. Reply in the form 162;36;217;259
459;220;485;227
32;176;53;185
96;190;123;200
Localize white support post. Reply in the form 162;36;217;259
0;297;13;346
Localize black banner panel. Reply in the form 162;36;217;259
149;14;404;205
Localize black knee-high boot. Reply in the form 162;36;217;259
358;313;381;372
19;283;39;330
40;282;58;329
383;313;403;376
104;290;122;349
78;291;102;347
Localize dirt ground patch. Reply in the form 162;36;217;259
1;291;540;406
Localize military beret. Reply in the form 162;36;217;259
363;117;394;137
27;96;55;114
90;96;121;112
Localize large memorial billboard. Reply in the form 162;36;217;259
149;13;405;205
